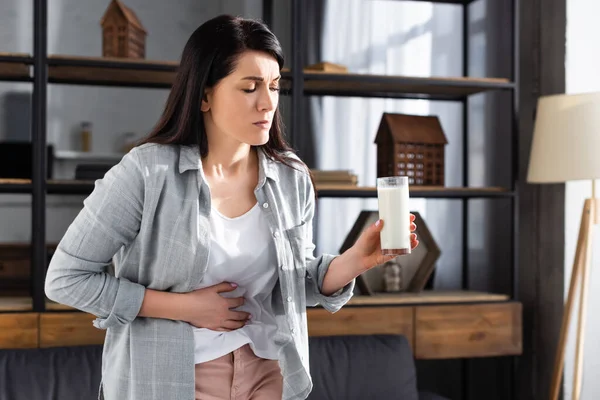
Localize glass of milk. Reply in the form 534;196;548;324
377;176;411;256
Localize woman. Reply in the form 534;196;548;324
45;14;418;400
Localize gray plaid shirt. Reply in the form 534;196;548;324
45;143;354;400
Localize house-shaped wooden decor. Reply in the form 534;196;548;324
375;112;448;186
100;0;147;59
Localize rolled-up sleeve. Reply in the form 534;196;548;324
302;177;354;313
45;149;146;329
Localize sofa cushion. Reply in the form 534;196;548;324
418;391;450;400
0;345;102;400
307;334;419;400
0;335;429;400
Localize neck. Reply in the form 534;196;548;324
202;122;256;180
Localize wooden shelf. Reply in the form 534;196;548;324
316;184;514;198
400;0;474;3
0;53;32;82
347;291;509;306
0;179;31;194
355;0;475;3
55;150;124;163
47;55;178;88
45;300;74;311
0;297;77;312
301;72;514;100
0;291;509;314
0;297;32;312
44;55;510;100
0;179;514;198
0;179;95;195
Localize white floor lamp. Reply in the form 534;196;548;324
527;91;600;400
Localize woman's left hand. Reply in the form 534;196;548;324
350;214;419;272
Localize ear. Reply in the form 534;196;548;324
200;89;211;112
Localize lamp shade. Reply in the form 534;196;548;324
527;92;600;183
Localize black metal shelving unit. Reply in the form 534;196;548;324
287;1;520;400
1;0;519;397
31;0;48;313
287;0;519;293
1;0;519;301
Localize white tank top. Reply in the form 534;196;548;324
192;202;280;364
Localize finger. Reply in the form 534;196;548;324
228;310;251;321
212;282;238;293
373;219;384;232
372;254;397;267
410;223;417;231
411;233;417;241
358;219;385;246
226;297;245;309
222;320;246;330
410;214;415;222
372;255;398;268
383;255;397;264
411;240;419;249
366;219;384;237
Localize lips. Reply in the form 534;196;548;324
253;120;270;129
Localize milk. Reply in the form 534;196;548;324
377;178;411;255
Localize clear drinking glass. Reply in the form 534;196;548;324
377;176;411;256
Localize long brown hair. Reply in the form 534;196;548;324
138;14;305;176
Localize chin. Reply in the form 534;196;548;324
246;133;270;146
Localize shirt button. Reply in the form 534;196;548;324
287;296;293;302
291;328;296;334
262;202;269;209
280;265;285;270
273;231;280;238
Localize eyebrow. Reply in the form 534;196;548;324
241;75;281;82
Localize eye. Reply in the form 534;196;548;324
243;87;256;93
270;86;280;92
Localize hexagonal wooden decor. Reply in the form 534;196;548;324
339;210;441;295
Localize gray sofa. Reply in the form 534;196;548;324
0;334;448;400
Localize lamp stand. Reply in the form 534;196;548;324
550;180;598;400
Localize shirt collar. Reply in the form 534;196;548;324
178;145;279;183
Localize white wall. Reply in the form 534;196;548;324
564;0;600;398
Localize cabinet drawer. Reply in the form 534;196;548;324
0;313;39;349
415;302;522;359
40;312;106;348
308;306;414;348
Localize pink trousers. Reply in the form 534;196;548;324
194;344;283;400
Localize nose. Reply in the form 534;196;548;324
257;87;277;112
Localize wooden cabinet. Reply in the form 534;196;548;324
0;293;523;360
308;307;415;348
414;303;522;359
307;300;522;360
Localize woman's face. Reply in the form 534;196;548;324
202;50;281;147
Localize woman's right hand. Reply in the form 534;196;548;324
180;282;250;331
